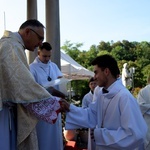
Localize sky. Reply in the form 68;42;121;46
0;0;150;50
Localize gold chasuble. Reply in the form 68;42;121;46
0;31;60;150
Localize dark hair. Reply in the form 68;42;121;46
89;77;95;83
91;54;120;78
39;42;52;51
19;19;45;29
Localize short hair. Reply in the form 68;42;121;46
19;19;45;29
39;42;52;51
91;54;120;78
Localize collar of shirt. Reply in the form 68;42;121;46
34;57;50;67
102;88;109;93
101;80;123;98
15;32;26;49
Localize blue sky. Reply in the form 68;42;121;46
0;0;150;50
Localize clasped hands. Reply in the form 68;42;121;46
59;99;70;112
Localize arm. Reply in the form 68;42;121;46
65;103;97;130
24;96;61;124
24;97;70;124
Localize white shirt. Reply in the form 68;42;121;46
82;91;93;108
30;57;62;86
65;80;147;150
137;84;150;149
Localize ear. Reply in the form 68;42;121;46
24;28;31;37
38;50;40;55
26;27;30;32
104;68;110;75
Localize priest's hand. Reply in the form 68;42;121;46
59;99;70;112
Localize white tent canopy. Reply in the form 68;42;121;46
61;50;94;80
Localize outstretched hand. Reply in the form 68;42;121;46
59;99;70;112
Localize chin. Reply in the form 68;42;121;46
98;83;103;87
27;48;35;52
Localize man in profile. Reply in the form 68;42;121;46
0;19;68;150
64;54;147;150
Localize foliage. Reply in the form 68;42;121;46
132;87;141;98
70;80;90;106
61;40;150;98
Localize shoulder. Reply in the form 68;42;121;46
29;58;39;67
82;93;89;99
112;82;135;102
83;92;92;100
29;62;36;69
139;85;150;95
50;62;58;67
143;84;150;90
49;62;61;72
29;62;40;72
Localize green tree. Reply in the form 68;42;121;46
61;40;82;60
97;41;111;52
61;40;150;89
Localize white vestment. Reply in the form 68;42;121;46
85;86;101;150
30;57;63;150
82;91;93;108
65;80;147;150
82;90;95;150
137;84;150;150
30;57;62;86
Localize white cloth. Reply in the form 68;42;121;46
82;89;98;150
92;86;102;102
121;63;132;87
30;57;63;150
82;91;93;108
137;84;150;150
30;57;63;86
87;86;101;150
65;80;147;150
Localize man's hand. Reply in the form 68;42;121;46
59;99;70;112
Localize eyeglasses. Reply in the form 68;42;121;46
30;29;44;41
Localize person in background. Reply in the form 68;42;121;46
137;74;150;150
29;42;65;150
81;77;97;150
0;19;68;150
63;54;147;150
82;77;97;108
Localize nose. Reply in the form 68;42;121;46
46;57;50;61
